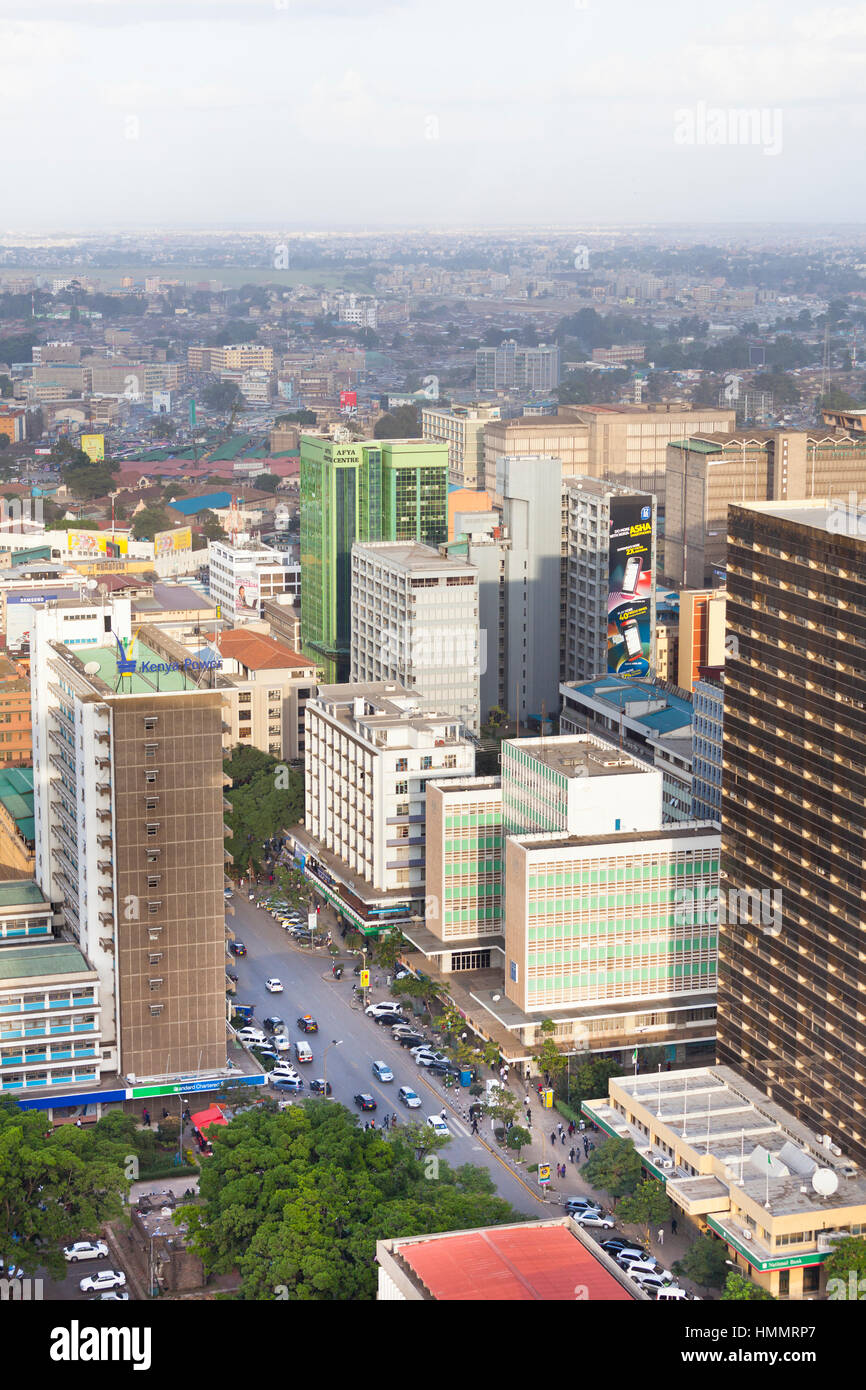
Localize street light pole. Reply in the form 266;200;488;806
323;1039;342;1097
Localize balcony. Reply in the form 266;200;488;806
95;756;111;770
95;729;111;746
97;860;112;874
96;807;112;823
98;912;114;927
95;782;111;795
96;835;112;849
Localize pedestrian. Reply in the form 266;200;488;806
382;1113;389;1130
471;1117;479;1135
370;1119;375;1129
671;1217;678;1236
392;1113;397;1129
162;1108;169;1120
440;1108;447;1122
561;1132;566;1145
569;1147;575;1164
657;1227;664;1246
550;1130;557;1146
75;1117;82;1128
557;1121;564;1135
525;1110;532;1126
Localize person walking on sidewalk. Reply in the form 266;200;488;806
569;1147;576;1164
671;1217;678;1236
550;1130;557;1146
657;1228;664;1246
561;1131;566;1145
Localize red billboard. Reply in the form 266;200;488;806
339;390;357;410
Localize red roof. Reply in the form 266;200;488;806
206;628;315;672
395;1224;634;1302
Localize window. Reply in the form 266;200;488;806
149;978;163;990
148;953;163;966
421;756;432;770
144;716;157;731
149;1004;163;1016
268;689;280;700
395;780;408;796
145;797;159;811
147;902;161;915
395;758;408;772
146;823;159;838
145;771;158;784
144;742;158;757
146;850;161;863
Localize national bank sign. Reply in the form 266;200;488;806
114;632;222;677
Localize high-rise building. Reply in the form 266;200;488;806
421;403;501;487
300;435;449;679
677;589;727;691
350;542;480;735
561;477;657;685
665;428;866;587
692;674;723;823
571;402;736;507
719;499;866;1166
31;601;229;1082
295;683;474;931
475;341;561;394
207;537;300;625
482;413;590;499
495;455;563;727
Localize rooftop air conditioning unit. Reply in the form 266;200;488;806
743;1230;752;1241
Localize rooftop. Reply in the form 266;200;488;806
56;638;203;695
0;876;46;908
0;941;94;982
0;766;35;842
379;1220;635;1302
513;821;719;853
352;541;476;576
205;628;316;672
504;735;651;780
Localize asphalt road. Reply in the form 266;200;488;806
227;894;544;1217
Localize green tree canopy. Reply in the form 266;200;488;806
198;509;227;542
373;405;421;439
224;746;304;878
616;1177;671;1243
131;506;171;539
582;1135;642;1201
0;1100;132;1279
823;1235;866;1285
673;1233;729;1288
184;1099;518;1298
203;380;243;411
721;1269;775;1300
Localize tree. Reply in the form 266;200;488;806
582;1136;642;1201
722;1270;775;1301
131;506;171;539
60;463;119;501
823;1235;866;1287
391;973;447;1017
560;1053;623;1112
0;1100;130;1279
202;380;243;411
373;405;421;439
374;929;406;974
275;410;316;426
272;864;310;911
486;1086;521;1138
151;415;176;439
0;374;12;398
223;746;304;878
506;1126;531;1160
537;1036;566;1082
616;1178;671;1245
672;1234;729;1289
198;509;226;542
184;1101;518;1299
252;472;280;493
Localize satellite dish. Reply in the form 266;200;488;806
812;1168;839;1197
85;579;98;590
83;661;100;675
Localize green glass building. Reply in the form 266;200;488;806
300;435;448;679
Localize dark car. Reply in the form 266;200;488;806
601;1238;645;1257
373;1012;404;1027
354;1093;377;1111
226;969;238;983
309;1079;333;1095
397;1032;426;1048
263;1016;285;1034
427;1060;461;1077
228;941;246;957
296;1015;318;1033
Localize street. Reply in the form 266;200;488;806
227;893;545;1217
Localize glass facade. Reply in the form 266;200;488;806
719;503;866;1166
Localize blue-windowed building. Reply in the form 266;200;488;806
692;676;724;824
0;929;102;1096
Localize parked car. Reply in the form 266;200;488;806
396;1032;426;1048
93;1291;130;1301
263;1016;285;1034
653;1284;688;1301
296;1015;318;1033
563;1198;595;1214
620;1256;664;1277
257;1048;280;1063
63;1240;109;1262
426;1115;449;1137
237;1027;267;1045
615;1246;653;1268
354;1093;377;1112
228;941;246;957
573;1210;615;1229
309;1079;332;1095
398;1086;422;1108
426;1060;461;1076
271;1035;291;1052
365;1002;404;1018
373;1012;405;1027
265;978;284;993
600;1238;645;1257
272;1076;304;1092
371;1061;394;1082
79;1270;126;1294
628;1270;676;1293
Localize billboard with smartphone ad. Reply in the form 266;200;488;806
608;495;655;678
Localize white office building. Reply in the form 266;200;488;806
208;536;301;625
302;683;474;908
351;542;481;736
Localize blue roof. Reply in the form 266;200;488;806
168;492;231;516
640;708;691;733
568;675;693;732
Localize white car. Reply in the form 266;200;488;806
371;1061;394;1082
93;1291;130;1301
365;1002;404;1018
398;1086;422;1108
237;1027;267;1045
79;1269;127;1294
271;1065;300;1082
573;1210;615;1229
628;1268;675;1291
63;1240;109;1263
265;978;284;993
272;1034;291;1052
426;1115;450;1137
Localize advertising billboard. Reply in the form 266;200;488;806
154;526;192;556
80;433;105;463
339;390;357;410
67;530;128;557
234;571;260;615
607;496;654;679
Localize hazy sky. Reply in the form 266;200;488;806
1;0;865;230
